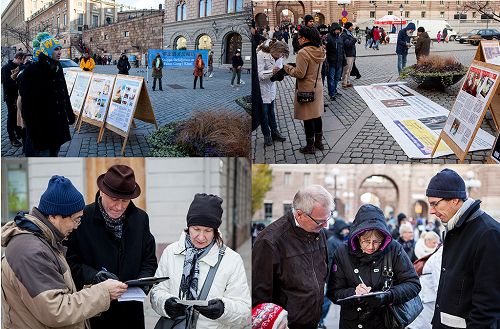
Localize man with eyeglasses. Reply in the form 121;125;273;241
252;185;333;329
1;175;128;329
426;169;500;329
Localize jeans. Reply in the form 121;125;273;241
398;54;408;74
372;39;380;49
327;65;343;97
260;101;278;137
231;68;241;85
194;75;203;88
152;77;162;90
319;295;332;325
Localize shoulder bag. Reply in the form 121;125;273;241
382;248;423;329
413;243;441;276
297;61;321;103
154;245;227;329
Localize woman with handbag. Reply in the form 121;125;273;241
326;204;421;329
284;26;326;154
150;193;251;329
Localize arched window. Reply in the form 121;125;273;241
176;5;182;21
199;0;205;17
206;0;212;16
182;3;187;20
227;0;234;13
227;0;243;13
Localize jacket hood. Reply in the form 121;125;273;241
1;211;51;247
348;204;392;251
332;219;350;239
406;23;416;31
301;45;325;64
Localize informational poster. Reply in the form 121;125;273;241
492;133;500;164
147;49;209;68
64;70;78;95
81;74;115;122
70;72;92;114
355;83;495;158
106;76;141;132
481;40;500;66
443;64;499;151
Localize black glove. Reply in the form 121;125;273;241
164;297;188;319
194;299;224;320
361;291;391;308
93;270;119;284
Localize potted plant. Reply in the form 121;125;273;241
401;54;468;90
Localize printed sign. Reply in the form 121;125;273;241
81;74;115;122
70;72;92;115
64;70;78;95
106;76;142;132
147;49;209;68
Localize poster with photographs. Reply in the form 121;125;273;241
443;62;499;152
64;70;78;95
70;72;92;114
482;40;500;66
105;76;141;132
81;74;115;122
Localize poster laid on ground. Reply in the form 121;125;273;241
106;75;141;132
147;49;209;68
441;62;499;154
355;83;495;158
481;41;500;66
70;72;92;115
81;74;115;122
64;70;78;95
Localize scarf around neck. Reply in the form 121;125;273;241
98;196;125;239
180;233;215;300
445;198;475;232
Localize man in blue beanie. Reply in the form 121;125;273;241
1;175;128;328
396;22;415;74
426;169;500;328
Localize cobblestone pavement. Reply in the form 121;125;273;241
1;65;249;157
252;42;496;164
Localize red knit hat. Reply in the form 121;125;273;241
252;303;288;329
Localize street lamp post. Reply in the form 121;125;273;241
399;4;404;32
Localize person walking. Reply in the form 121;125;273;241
396;22;416;74
372;26;381;50
231;50;244;87
283;29;290;44
253;185;333;329
415;26;431;62
117;53;131;75
284;26;326;154
326;23;345;101
442;27;448;43
327;204;421;329
193;53;205;89
207;50;214;78
437;30;442;43
151;53;164;91
1;175;128;329
150;193;251;328
66;165;158;329
1;51;25;147
425;169;500;328
19;32;75;157
365;26;373;49
341;22;357;89
257;39;288;147
79;51;95;71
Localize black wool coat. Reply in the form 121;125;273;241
65;192;158;329
18;53;75;151
432;200;500;329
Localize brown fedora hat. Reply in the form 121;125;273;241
97;165;141;199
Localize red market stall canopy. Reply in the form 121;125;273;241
374;14;407;25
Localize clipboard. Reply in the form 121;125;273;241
125;276;169;287
336;291;389;303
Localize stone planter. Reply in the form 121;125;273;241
406;71;467;90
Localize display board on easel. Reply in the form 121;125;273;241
474;40;500;65
70;72;93;127
99;75;158;155
432;60;500;163
77;74;116;133
64;70;78;95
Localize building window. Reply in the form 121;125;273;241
440;0;444;4
206;0;212;16
64;2;66;8
405;11;410;18
77;13;83;25
387;0;392;3
1;160;29;225
370;11;375;18
57;16;60;27
227;0;243;13
420;0;425;4
92;14;99;26
304;172;311;186
264;203;273;220
176;5;182;21
456;1;460;4
284;172;291;185
90;37;93;42
472;11;477;18
199;0;205;17
182;3;187;20
404;0;409;4
63;13;67;26
421;11;426;18
283;203;292;215
440;11;445;18
104;34;108;40
388;10;393;15
124;31;129;37
176;3;187;21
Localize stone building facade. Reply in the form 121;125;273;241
163;0;252;66
82;9;164;63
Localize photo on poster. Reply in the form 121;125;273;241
462;71;480;97
381;99;410;108
82;75;115;121
106;77;141;132
389;85;414;97
480;78;494;98
418;116;448;130
450;118;461;136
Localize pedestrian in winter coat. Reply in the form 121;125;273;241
150;193;251;329
257;39;289;147
231;50;244;86
19;32;75;157
326;204;421;329
372;26;381;50
284;26;326;154
414;231;440;259
437;31;442;43
365;26;373;49
326;23;345;101
79;51;95;71
396;22;416;74
415;27;431;62
1;176;127;329
442;28;448;43
117;54;131;74
66;165;158;329
253;185;333;329
341;22;357;88
292;15;315;54
283;30;290;44
207;51;214;78
1;51;25;147
426;169;500;328
193;53;205;89
391;212;408;240
152;53;164;91
397;223;418;262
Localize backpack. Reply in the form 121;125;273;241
413;244;441;276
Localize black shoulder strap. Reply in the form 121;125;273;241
197;245;226;300
382;248;394;291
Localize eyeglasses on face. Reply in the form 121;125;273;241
68;215;82;226
429;198;447;208
360;239;383;247
294;207;333;226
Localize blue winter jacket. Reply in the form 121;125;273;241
396;22;416;55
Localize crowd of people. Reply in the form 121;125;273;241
2;164;252;328
252;168;500;329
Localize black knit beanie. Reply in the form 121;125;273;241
186;193;223;229
426;169;467;200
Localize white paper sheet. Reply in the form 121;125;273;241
118;287;146;302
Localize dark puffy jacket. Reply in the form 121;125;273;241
415;31;431;60
342;31;357;58
397;237;417;262
432;200;500;329
326;32;345;68
326;204;421;329
252;212;328;329
19;53;75;151
1;60;19;101
117;57;131;74
396;23;416;55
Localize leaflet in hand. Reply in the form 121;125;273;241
336;291;389;303
176;300;209;307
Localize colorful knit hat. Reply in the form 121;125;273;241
32;38;42;62
34;32;61;59
252;303;288;329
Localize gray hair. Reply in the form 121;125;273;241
292;185;334;214
422;230;440;243
399;223;413;235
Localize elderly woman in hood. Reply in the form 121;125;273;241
326;204;421;329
